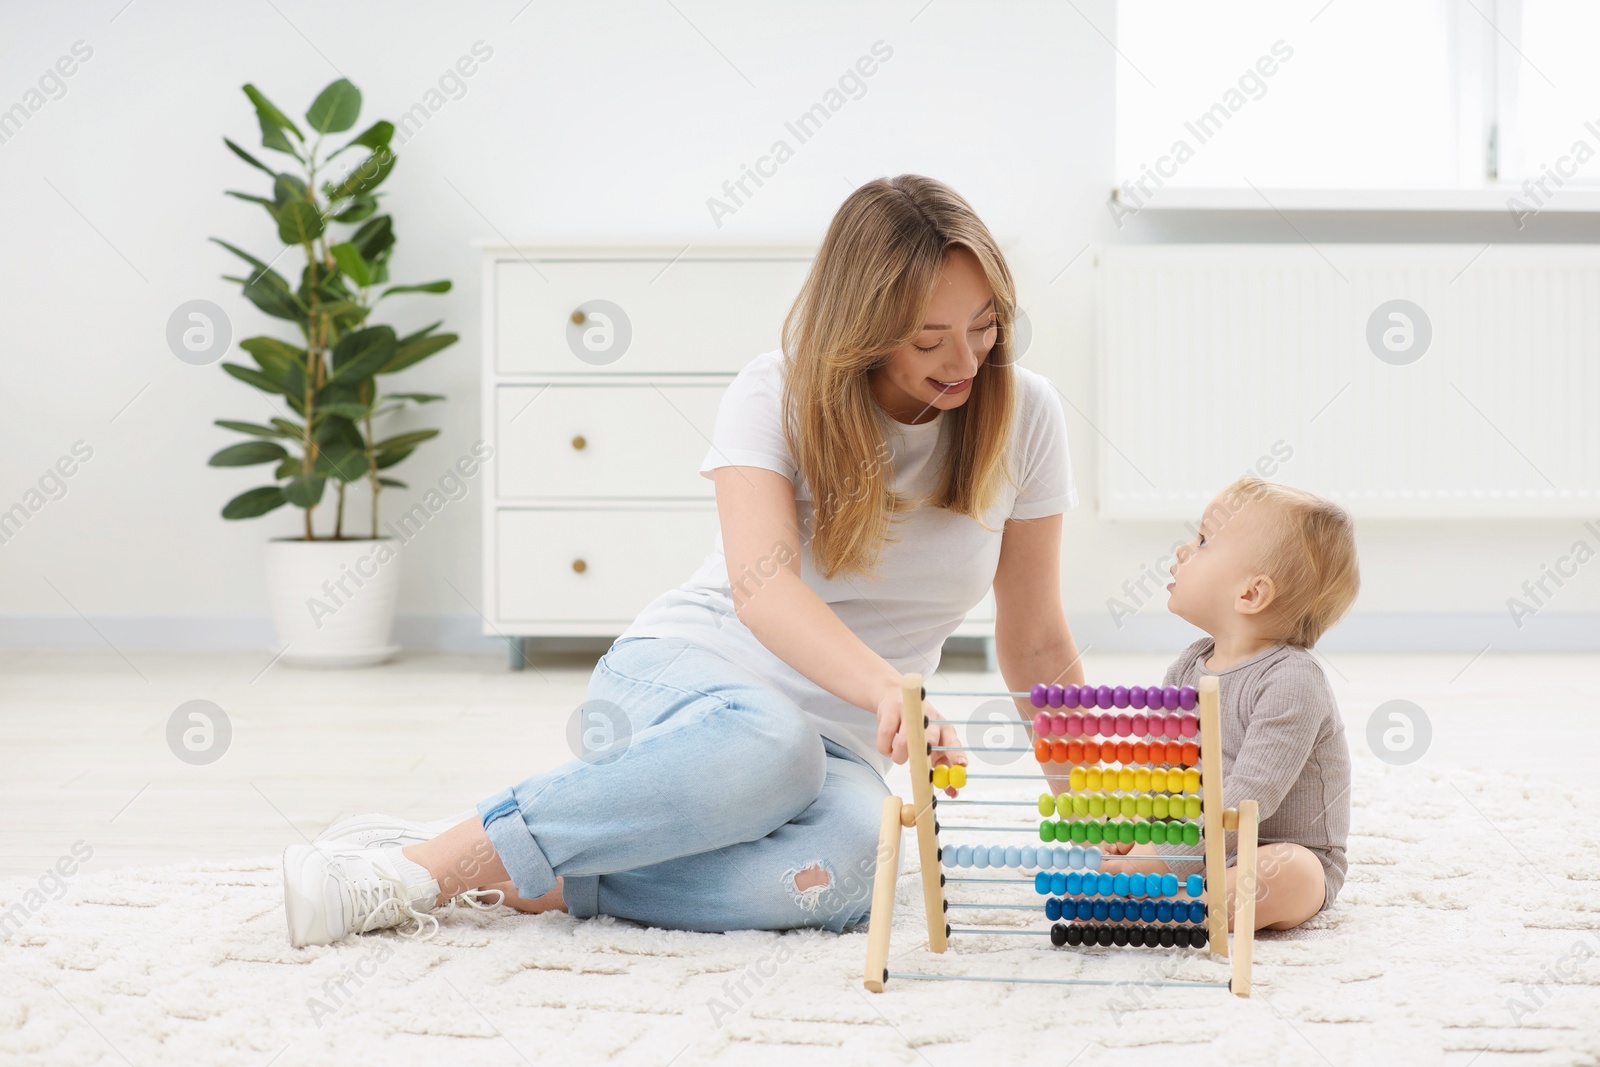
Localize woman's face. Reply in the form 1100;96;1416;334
869;246;999;425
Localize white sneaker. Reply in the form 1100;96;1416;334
311;811;507;922
283;844;448;948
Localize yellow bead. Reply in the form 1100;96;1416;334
1118;769;1135;792
1185;796;1203;819
1150;768;1168;793
1136;795;1153;818
1184;768;1201;793
1153;795;1170;820
1086;768;1103;791
1120;796;1137;817
1039;793;1054;815
1134;768;1151;792
1070;767;1087;792
1056;794;1071;817
1073;795;1089;815
1088;796;1105;817
933;765;949;789
950;765;966;788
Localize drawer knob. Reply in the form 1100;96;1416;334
571;558;587;574
570;309;586;325
571;434;587;450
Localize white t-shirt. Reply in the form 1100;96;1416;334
616;349;1078;776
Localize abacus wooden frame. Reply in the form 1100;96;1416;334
862;672;1258;996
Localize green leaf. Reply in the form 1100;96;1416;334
376;477;407;489
333;195;379;222
350;215;393;260
211;238;276;277
225;191;279;218
276;198;324;246
306;78;362;134
282;473;327;507
242;83;304;141
258;115;301;157
381;392;445;404
374;447;414;470
373;429;439;452
215;419;297;440
273;457;300;480
224;137;277;177
379;331;457;374
380;280;451;297
315;412;363;446
240;336;307;372
222;485;288;519
222;361;287;397
329;242;371;287
272;173;309;206
328;147;395;201
223;273;305;323
314;446;367;482
316;401;372;420
209;441;289;467
330;120;393;159
324;325;397;388
271;417;305;438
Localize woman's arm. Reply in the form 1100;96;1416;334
993;513;1086;800
712;465;904;717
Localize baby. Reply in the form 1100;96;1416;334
1100;476;1360;931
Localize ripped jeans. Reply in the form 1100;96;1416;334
475;635;899;933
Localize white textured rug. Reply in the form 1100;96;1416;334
4;755;1598;1067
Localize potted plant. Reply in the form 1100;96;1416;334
208;77;458;667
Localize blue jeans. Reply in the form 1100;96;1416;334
476;636;898;933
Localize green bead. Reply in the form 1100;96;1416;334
1134;822;1151;844
1040;822;1053;842
1150;822;1167;845
1071;821;1087;843
1119;822;1136;844
1183;822;1200;846
1055;819;1071;842
1086;822;1103;844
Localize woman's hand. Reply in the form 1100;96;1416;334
1094;842;1171;876
875;690;968;798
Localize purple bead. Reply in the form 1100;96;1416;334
1129;686;1147;710
1030;683;1048;708
1077;684;1097;707
1046;684;1065;708
1062;685;1081;709
1162;686;1180;711
1033;711;1051;736
1178;686;1197;710
1112;685;1130;709
1096;685;1114;710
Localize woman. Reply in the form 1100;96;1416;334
282;174;1087;947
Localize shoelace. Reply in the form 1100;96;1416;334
441;887;506;917
338;864;442;941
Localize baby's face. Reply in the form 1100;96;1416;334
1166;493;1277;629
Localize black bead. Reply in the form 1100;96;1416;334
1083;926;1102;947
1129;926;1147;947
1193;926;1209;948
1050;923;1068;946
936;847;942;861
1159;928;1176;948
939;873;946;887
883;967;888;984
1112;926;1130;947
933;821;941;834
1065;924;1083;946
944;923;951;938
942;899;948;912
920;686;927;700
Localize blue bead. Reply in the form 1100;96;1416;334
973;847;989;869
956;844;972;867
1066;872;1083;895
1035;871;1050;894
1077;898;1093;921
1021;846;1037;869
1141;901;1157;923
1194;902;1207;922
1093;900;1110;922
1130;873;1146;898
1113;873;1130;897
1068;846;1084;871
1162;874;1179;898
1098;873;1115;896
1085;848;1102;871
1005;846;1021;868
1045;897;1062;921
942;847;956;869
1051;872;1068;896
1055;847;1071;869
1186;874;1204;898
1108;900;1126;922
1157;901;1173;923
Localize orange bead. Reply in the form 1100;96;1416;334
1052;739;1070;763
1182;741;1200;766
1067;739;1085;763
1132;742;1149;764
1085;740;1101;763
1035;738;1052;763
1117;741;1134;765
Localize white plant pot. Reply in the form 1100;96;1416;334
264;537;402;668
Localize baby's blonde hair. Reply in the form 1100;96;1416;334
1221;477;1360;648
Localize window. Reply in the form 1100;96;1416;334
1113;0;1598;194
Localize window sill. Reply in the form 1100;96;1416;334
1111;187;1600;213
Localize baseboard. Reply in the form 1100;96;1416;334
0;611;1593;656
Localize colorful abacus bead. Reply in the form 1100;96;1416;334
1030;683;1049;707
1047;684;1065;707
1178;685;1198;710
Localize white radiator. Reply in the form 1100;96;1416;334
1094;244;1600;519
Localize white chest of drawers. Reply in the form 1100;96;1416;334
477;244;996;668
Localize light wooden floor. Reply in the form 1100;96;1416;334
3;646;1595;878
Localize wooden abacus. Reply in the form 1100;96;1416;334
863;673;1258;995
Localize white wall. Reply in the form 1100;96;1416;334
1;0;1594;655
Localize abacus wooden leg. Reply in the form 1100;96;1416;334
1197;675;1229;958
901;672;949;953
1230;798;1259;997
862;794;904;993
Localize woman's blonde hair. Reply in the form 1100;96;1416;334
1221;477;1361;647
780;174;1020;580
